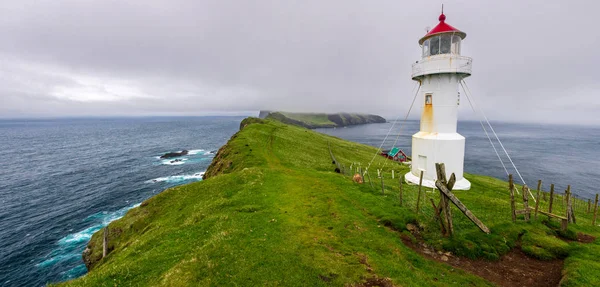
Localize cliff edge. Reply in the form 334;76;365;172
259;111;386;129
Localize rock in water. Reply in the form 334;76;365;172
160;150;189;159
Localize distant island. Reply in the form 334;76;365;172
258;110;386;129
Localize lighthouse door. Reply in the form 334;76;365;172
418;155;427;172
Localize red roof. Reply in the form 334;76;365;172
419;13;466;45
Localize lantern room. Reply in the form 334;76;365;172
419;13;466;57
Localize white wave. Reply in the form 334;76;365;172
36;253;80;267
187;149;204;155
38;203;141;268
161;158;188;165
146;172;205;184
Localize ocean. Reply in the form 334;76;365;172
0;117;243;287
316;120;600;200
0;117;598;286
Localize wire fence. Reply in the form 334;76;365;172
329;142;599;237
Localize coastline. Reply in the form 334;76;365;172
59;117;600;287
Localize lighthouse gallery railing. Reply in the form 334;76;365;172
412;55;472;79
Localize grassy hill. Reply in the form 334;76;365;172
263;111;386;129
59;118;600;286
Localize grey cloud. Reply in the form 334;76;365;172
0;0;598;124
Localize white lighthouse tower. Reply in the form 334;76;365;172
404;11;472;190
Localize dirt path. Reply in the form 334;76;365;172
400;236;563;287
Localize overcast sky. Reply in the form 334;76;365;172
0;0;598;124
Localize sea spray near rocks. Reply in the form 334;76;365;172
37;203;141;279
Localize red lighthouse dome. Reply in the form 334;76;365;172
419;13;466;45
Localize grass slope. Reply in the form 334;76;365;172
60;118;600;286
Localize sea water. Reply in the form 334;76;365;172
1;117;598;286
316;120;600;200
0;117;242;286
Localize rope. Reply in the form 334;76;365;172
459;81;510;177
460;80;536;202
380;85;423;170
366;82;421;171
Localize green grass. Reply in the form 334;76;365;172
280;112;336;126
264;111;385;129
58;118;600;286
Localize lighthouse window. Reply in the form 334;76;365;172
451;35;461;54
440;34;451;54
422;39;430;57
430;36;440;55
425;94;432;105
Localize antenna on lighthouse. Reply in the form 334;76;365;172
441;4;444;14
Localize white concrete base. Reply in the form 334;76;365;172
404;172;471;190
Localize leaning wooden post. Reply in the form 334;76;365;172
416;170;424;214
103;227;109;258
435;173;490;234
399;176;403;205
380;172;385;195
509;174;516;223
548;184;555;213
534;185;541;220
593;194;599;226
392;170;395;179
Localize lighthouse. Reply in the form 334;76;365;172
404;11;472;190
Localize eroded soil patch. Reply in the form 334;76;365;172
354;277;396;287
576;232;596;243
401;234;563;287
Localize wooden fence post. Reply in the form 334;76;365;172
416;170;424;214
565;186;573;223
392;170;395;179
522;185;530;221
593;194;599;226
366;171;374;189
536;179;543;203
399;176;403;205
435;168;490;234
380;173;385;195
430;198;446;234
435;163;454;235
103;227;109;258
549;184;555;213
535;185;541;220
509;174;516;222
569;186;576;223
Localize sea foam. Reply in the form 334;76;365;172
146;172;205;184
37;203;141;271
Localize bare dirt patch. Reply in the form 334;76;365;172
401;234;563;287
354;277;396;287
576;232;596;243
